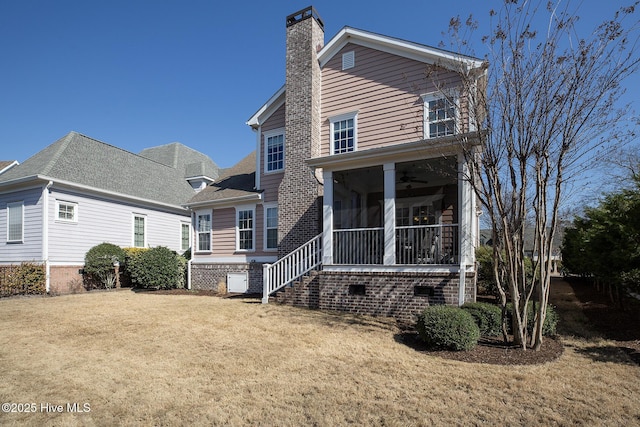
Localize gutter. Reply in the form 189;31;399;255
184;193;263;210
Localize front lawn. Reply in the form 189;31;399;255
0;289;638;425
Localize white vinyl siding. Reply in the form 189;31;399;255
133;215;146;248
56;200;77;222
236;206;255;251
196;211;212;252
7;201;23;242
264;204;278;251
0;188;43;261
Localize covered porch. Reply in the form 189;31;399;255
311;143;478;272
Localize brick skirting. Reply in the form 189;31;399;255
190;262;264;294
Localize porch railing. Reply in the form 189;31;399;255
262;234;322;304
333;224;459;265
333;227;384;265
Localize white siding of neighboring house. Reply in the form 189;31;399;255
47;187;190;264
0;186;44;263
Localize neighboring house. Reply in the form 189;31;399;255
186;7;486;320
0;131;218;293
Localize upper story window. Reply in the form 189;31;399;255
56;201;77;222
264;129;284;173
133;214;147;248
330;112;358;155
196;211;212;252
7;201;23;243
236;206;255;251
422;93;458;139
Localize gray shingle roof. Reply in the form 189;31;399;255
186;151;260;205
0;132;212;207
139;142;219;180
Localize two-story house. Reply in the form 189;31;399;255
186;7;486;320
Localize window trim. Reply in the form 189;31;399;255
7;201;24;243
329;111;358;155
132;214;147;248
421;92;459;139
180;221;191;252
263;203;278;252
235;205;256;252
55;200;78;223
195;210;212;253
263;128;285;174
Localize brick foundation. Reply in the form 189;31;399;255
190;262;264;294
49;265;86;294
275;270;476;323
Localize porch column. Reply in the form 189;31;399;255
322;169;333;265
383;163;396;265
457;153;474;305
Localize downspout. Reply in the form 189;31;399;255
187;211;195;290
43;180;53;293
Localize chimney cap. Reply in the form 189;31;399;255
286;6;324;30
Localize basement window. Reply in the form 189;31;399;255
348;284;366;296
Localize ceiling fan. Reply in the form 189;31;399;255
397;170;429;185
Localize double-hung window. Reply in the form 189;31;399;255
133;214;146;248
264;129;284;173
264;204;278;251
56;201;77;222
7;202;23;243
330;112;357;154
196;212;212;252
181;222;191;252
422;93;458;139
236;207;255;251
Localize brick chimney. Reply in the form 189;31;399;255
278;6;324;257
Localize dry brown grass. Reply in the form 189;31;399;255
1;290;639;426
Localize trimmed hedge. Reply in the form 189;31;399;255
462;302;503;336
127;246;185;290
416;306;480;351
0;263;46;297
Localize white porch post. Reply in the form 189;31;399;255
457;153;474;305
322;169;333;266
383;163;396;265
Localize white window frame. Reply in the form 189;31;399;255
132;214;147;248
422;92;459;139
7;201;24;243
263;128;285;173
180;221;191;252
195;210;212;253
263;203;278;252
330;111;358;155
55;200;78;223
235;205;255;252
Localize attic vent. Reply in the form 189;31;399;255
342;51;355;70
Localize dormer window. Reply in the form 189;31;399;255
422;93;458;139
330;112;358;154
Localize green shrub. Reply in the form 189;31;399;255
507;302;558;337
462;302;503;336
416;306;480;351
84;243;126;289
0;263;46;297
127;246;184;290
621;269;640;294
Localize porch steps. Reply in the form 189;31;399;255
273;270;320;309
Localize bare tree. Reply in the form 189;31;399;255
440;1;639;349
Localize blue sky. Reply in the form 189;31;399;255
1;0;637;172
